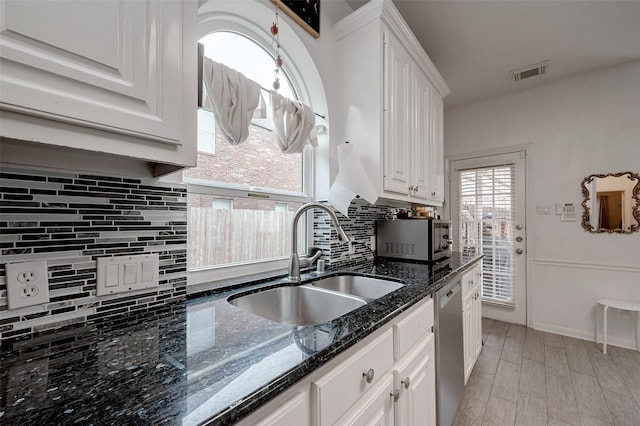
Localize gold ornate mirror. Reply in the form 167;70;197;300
581;172;640;233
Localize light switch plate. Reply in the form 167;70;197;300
97;254;159;296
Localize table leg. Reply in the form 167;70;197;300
603;305;608;355
596;305;600;345
636;311;639;352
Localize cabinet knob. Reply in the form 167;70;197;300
401;377;411;389
431;191;436;196
390;389;400;402
363;368;375;384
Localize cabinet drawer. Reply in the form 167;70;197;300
394;298;434;360
312;328;393;425
461;268;478;298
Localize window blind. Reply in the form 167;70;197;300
457;164;516;305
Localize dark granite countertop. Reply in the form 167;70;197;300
0;253;482;425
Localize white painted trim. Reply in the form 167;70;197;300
533;258;640;273
446;143;533;325
189;258;288;286
532;320;638;351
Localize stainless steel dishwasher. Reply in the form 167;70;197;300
435;277;464;426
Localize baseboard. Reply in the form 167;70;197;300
531;320;638;351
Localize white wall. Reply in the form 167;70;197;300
444;61;640;348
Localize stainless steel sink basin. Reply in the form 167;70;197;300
229;285;366;326
310;275;404;300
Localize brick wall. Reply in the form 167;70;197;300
184;122;302;202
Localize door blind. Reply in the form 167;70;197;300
457;164;516;305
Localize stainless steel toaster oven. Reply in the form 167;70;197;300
376;219;452;262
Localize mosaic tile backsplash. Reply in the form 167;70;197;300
313;198;396;270
0;167;187;341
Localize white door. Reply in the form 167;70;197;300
450;151;527;325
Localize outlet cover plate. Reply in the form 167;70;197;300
6;261;50;309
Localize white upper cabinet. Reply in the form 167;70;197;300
334;0;449;206
0;0;197;177
383;30;413;196
428;93;445;204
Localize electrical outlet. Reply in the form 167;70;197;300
6;261;50;309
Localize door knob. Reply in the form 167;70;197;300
401;377;411;389
390;389;400;402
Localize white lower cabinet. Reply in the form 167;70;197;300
255;392;309;426
335;373;395;426
312;328;395;425
393;335;436;426
238;297;436;426
462;262;483;383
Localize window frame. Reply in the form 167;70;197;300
187;21;317;286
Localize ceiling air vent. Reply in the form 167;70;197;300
510;61;549;82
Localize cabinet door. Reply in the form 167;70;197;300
463;291;475;383
395;336;436;426
411;68;431;201
337;373;395;426
0;0;184;146
428;93;445;204
383;30;412;196
472;281;483;360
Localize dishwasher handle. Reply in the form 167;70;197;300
438;279;461;309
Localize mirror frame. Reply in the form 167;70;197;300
581;171;640;234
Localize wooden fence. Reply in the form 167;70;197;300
188;208;294;268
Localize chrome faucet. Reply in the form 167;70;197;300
288;202;350;282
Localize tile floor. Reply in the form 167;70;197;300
453;319;640;426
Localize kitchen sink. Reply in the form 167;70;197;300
228;284;366;326
310;275;404;300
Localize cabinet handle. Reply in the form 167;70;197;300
431;191;436;196
390;389;400;402
401;377;411;389
415;186;419;192
363;368;375;384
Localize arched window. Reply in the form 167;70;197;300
185;23;318;284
